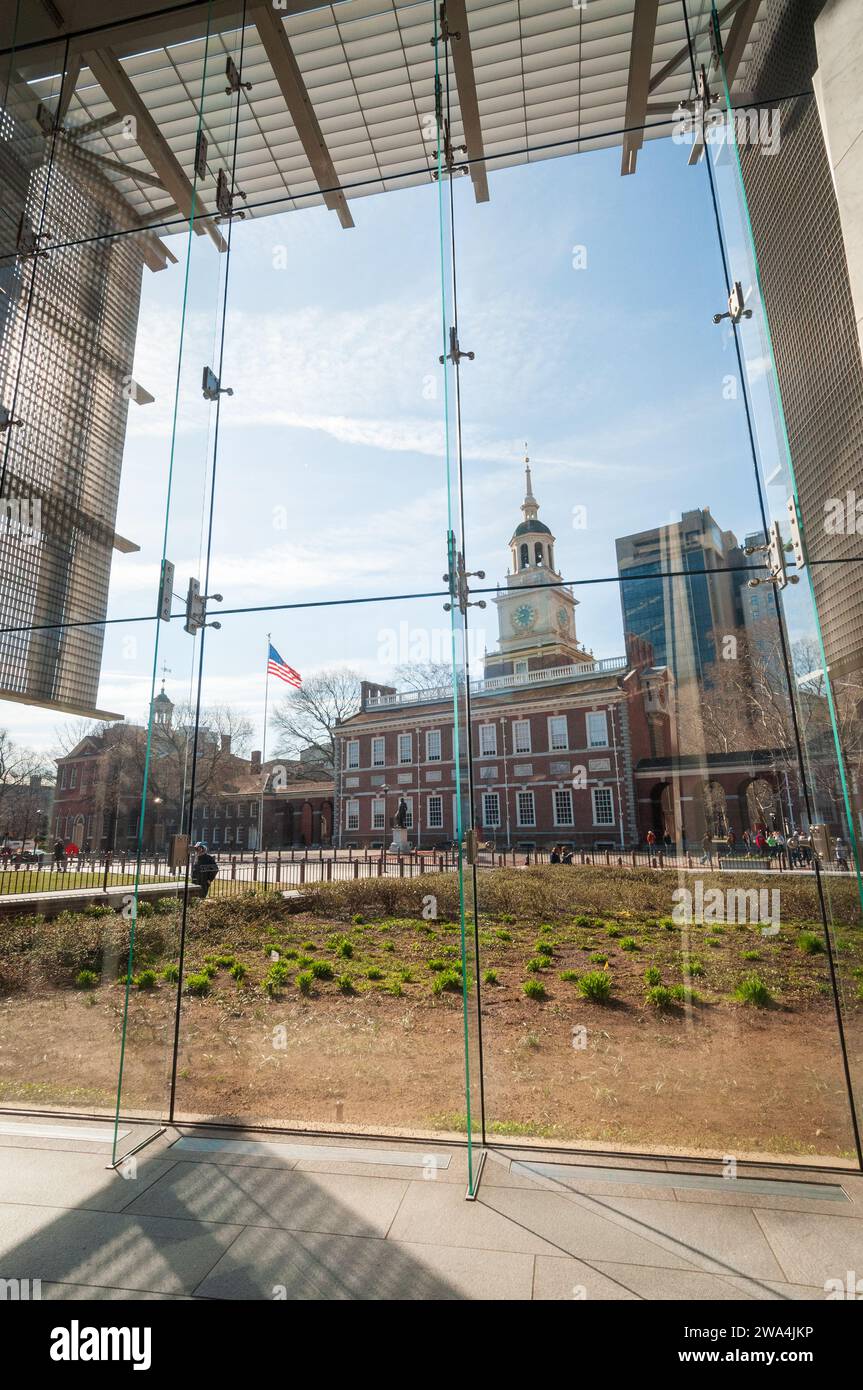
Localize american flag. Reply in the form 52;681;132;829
267;644;302;688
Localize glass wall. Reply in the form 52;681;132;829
0;0;859;1182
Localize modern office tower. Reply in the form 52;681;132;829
0;67;163;718
615;508;747;684
737;0;863;680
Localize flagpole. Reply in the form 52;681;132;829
259;632;271;853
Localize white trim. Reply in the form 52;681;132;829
547;714;568;751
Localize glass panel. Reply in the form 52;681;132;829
110;6;235;1166
697;2;863;1161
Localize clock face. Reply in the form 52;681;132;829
512;603;536;631
557;607;569;630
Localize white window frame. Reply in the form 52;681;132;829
345;799;360;831
371;736;385;767
402;797;414;829
346;740;360;770
398;732;412;765
59;767;67;789
512;719;531;754
371;798;386;830
514;659;528;677
427;794;443;829
548;715;568;751
516;790;535;827
425;729;442;762
554;788;574;826
482;791;501;827
236;825;245;844
592;786;615;826
587;710;609;748
479;723;497;757
212;826;221;845
69;765;77;789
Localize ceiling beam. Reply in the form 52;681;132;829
83;47;227;251
621;0;660;176
446;0;489;204
250;3;353;229
648;0;748;97
721;0;761;85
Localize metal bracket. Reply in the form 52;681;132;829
785;494;807;572
194;130;208;182
439;326;474;366
202;365;233;401
443;544;486;617
0;406;24;433
713;280;752;326
431;118;468;178
463;828;478;865
430;2;461;47
225;55;253;95
184;577;223;635
216;167;247;220
745;519;799;591
16;215;49;260
157;559;175;622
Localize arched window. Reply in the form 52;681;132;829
535;541;544;566
520;542;529;569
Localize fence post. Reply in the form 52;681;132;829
299;860;306;885
231;856;236;880
326;859;332;881
353;860;359;879
253;856;259;883
276;857;282;885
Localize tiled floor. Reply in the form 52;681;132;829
0;1121;861;1300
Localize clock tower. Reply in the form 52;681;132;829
485;455;591;677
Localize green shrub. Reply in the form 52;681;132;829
670;983;700;1003
605;926;621;938
578;970;612;1003
336;939;353;959
230;962;247;982
301;941;317;952
432;968;463;996
351;913;365;924
427;958;446;973
185;972;210;996
383;979;403;997
214;954;236;969
660;917;677;931
683;959;705;978
734;974;773;1007
311;960;334;980
620;937;640;952
483;968;499;985
134;969;157;990
644;965;662;986
645;985;675;1010
797;931;824;955
741;950;760;961
161;963;179;983
75;969;99;990
535;940;555;957
559;969;579;983
201;962;219;979
589;952;608;965
522;978;546;1001
397;967;414;983
366;966;384;981
338;973;355;994
296;970;314;995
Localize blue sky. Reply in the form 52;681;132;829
7;130;793;754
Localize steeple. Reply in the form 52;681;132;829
151;678;174;729
521;445;539;524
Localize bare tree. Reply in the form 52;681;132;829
393;661;454;693
0;729;53;842
271;669;362;768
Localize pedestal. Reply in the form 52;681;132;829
389;826;409;854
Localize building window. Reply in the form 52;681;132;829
514;659;528;677
512;719;531;754
426;729;441;762
55;815;63;837
554;789;574;826
226;803;234;817
69;765;77;789
592;787;614;826
517;790;535;826
428;795;443;829
248;803;257;818
201;804;208;818
587;710;609;748
59;767;67;789
372;736;385;766
237;803;246;817
212;827;221;844
372;798;386;830
548;715;568;751
346;799;360;831
398;733;412;764
347;740;360;769
482;792;501;827
479;724;497;757
236;825;245;844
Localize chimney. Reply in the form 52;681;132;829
221;733;232;755
251;750;262;772
360;680;396;710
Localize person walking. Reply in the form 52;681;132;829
53;838;66;872
834;836;850;872
701;832;713;866
191;843;219;897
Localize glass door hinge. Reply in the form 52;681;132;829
443;546;486;615
713;280;753;325
216;167;247;220
745;519;799;590
439;326;474;365
202;365;233;401
184;577;223;634
225;55;253;96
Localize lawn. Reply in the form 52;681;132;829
0;868;861;1161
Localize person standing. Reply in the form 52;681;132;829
53;838;66;871
191;843;219;897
